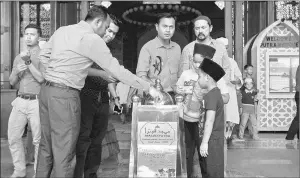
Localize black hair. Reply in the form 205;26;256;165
25;24;42;36
244;64;253;70
85;5;109;21
109;13;122;28
156;13;177;24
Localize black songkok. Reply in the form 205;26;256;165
193;43;216;59
199;58;225;82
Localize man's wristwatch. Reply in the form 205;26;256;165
25;60;32;65
113;96;120;101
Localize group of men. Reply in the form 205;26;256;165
8;5;163;178
7;4;271;178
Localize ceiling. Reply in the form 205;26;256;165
108;1;225;25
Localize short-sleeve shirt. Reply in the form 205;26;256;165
12;46;42;95
136;37;181;92
203;87;224;140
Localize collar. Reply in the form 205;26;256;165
28;45;40;56
78;20;95;33
154;36;175;49
194;37;214;47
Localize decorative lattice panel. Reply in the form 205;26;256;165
257;25;298;131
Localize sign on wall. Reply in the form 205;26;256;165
251;20;299;131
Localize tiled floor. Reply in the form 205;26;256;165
1;115;299;178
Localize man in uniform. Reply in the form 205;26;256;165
8;24;44;178
36;6;161;178
136;13;181;100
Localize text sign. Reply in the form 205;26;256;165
261;36;298;48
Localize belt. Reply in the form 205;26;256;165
18;94;38;100
44;80;79;92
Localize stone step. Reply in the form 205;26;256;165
229;138;299;149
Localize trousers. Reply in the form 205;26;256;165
199;137;224;178
36;84;81;178
8;97;41;176
286;91;299;140
74;92;109;178
184;121;200;178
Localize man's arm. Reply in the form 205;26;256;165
136;46;154;85
79;34;150;91
88;68;117;83
217;78;230;104
232;60;243;88
20;51;44;83
27;63;44;83
175;72;186;94
108;82;120;107
9;56;22;86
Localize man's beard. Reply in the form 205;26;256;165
196;33;206;42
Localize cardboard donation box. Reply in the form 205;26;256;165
128;95;187;178
251;19;299;131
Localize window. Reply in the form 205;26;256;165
275;1;299;29
20;2;51;51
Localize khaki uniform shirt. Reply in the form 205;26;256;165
136;37;181;92
39;20;150;91
12;46;41;95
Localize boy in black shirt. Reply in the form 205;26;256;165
197;58;225;178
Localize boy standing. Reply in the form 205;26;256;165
197;58;225;178
176;43;228;178
239;77;259;140
237;64;259;138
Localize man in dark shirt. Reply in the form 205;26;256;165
74;15;122;178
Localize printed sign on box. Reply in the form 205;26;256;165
138;122;177;145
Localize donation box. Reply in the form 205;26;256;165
128;95;187;178
251;19;299;131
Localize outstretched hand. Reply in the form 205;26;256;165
148;86;163;103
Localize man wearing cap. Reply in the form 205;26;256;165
136;13;181;100
179;15;231;83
